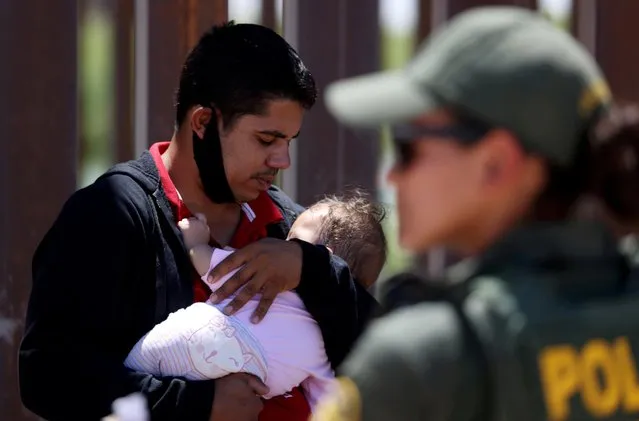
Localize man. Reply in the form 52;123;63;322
19;23;375;421
312;6;636;421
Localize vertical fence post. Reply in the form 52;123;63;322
137;0;228;152
571;0;597;55
447;0;537;17
573;0;639;104
0;1;78;419
114;0;135;162
281;0;380;206
261;0;278;30
418;0;434;44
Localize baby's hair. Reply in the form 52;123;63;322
311;188;387;287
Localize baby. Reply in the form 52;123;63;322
124;192;387;411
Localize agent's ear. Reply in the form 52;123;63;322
190;106;213;139
474;129;527;188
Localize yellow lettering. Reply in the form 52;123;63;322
539;337;639;421
539;345;580;421
580;339;620;417
579;78;611;117
613;337;639;412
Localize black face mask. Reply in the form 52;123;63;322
192;120;236;204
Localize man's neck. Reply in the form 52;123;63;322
162;135;240;220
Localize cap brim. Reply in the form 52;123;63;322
325;70;439;128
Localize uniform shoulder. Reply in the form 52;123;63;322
316;303;481;421
345;302;467;373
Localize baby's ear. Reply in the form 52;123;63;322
194;213;207;223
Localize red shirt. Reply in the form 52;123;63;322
150;142;311;421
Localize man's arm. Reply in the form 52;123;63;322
292;240;379;368
311;302;485;421
19;175;215;421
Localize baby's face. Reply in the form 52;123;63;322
287;204;330;244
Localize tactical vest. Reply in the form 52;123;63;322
461;269;639;421
381;264;639;421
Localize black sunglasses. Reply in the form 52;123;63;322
391;119;493;169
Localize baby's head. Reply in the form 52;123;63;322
288;191;387;288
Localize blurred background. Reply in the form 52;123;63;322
1;0;638;419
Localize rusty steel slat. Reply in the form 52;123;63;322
261;0;277;30
283;0;380;206
593;1;639;103
570;0;582;39
0;1;78;419
114;0;135;162
418;0;434;43
146;0;228;146
572;0;639;103
146;1;188;145
447;0;537;17
341;1;381;198
193;0;229;48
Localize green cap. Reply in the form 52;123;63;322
325;6;612;166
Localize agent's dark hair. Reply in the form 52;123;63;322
588;103;639;222
175;22;317;129
534;102;639;223
312;189;388;288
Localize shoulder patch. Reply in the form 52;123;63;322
311;377;362;421
579;78;611;117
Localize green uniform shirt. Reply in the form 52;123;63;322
312;222;638;421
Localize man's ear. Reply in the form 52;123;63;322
190;106;213;139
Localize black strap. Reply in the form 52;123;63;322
380;274;494;421
445;288;495;421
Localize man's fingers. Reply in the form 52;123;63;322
208;248;251;284
251;288;276;324
246;375;270;396
210;264;256;304
222;276;264;315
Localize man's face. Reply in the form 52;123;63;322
220;99;304;203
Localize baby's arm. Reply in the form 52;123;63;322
190;245;214;277
178;214;214;277
301;360;337;412
178;216;241;292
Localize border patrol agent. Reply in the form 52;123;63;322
312;6;639;421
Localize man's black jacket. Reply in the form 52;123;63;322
19;151;378;421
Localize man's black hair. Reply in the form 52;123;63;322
175;21;317;128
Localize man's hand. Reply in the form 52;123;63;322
210;373;269;421
208;238;303;323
